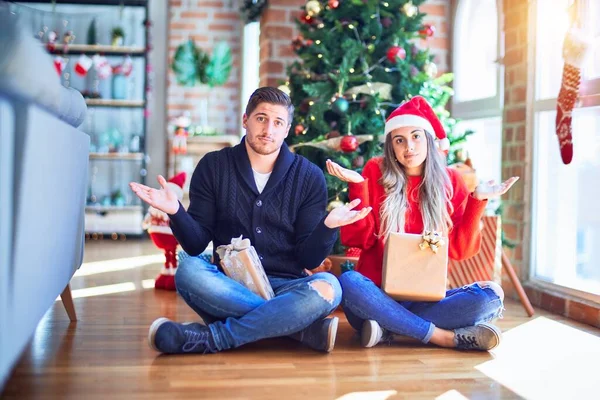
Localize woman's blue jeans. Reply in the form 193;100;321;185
339;270;503;343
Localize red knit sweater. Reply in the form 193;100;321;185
340;157;488;286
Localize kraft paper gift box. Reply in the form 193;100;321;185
381;231;449;302
216;236;275;300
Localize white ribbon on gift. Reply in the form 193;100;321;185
216;235;252;260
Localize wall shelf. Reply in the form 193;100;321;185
85;99;146;108
49;44;146;56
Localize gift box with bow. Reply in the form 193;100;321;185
216;236;275;300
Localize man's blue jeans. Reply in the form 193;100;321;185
174;254;342;351
339;271;503;343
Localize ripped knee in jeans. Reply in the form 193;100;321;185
308;280;335;305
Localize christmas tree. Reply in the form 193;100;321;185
281;0;472;240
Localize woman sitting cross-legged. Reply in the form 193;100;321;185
327;96;519;351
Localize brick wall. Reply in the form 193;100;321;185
167;0;243;135
501;0;599;327
259;0;452;87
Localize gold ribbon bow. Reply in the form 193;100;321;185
418;231;446;254
216;235;251;260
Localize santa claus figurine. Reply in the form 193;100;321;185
142;172;186;290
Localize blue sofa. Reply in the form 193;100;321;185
0;5;90;390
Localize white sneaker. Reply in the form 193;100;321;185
361;319;384;348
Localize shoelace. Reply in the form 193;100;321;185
456;334;479;349
182;330;212;353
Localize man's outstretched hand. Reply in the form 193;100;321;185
130;175;180;215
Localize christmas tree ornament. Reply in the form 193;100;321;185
345;82;392;100
340;135;359;152
289;134;374;152
424;60;437;78
172;113;191;154
93;55;113;80
419;24;435;37
306;0;322;16
381;17;393;28
294;124;305;135
352;155;365;168
327;130;341;139
332;96;349;114
301;12;314;24
142;172;187;291
74;54;93;77
53;56;67;76
278;84;291;96
46;31;57;52
328;0;340;9
327;198;345;211
555;27;592;164
402;2;418;17
387;46;406;63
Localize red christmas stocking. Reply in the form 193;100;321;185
555;28;591;165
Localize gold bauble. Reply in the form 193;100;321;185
402;2;418;17
306;0;322;17
327;199;345;211
424;61;438;78
278;84;291;96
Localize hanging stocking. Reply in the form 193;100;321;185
74;54;93;77
555;27;592;164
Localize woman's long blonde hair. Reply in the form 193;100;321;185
379;132;454;238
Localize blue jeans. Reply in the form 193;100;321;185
339;271;503;343
174;254;342;351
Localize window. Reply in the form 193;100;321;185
452;0;503;186
531;0;600;298
240;21;260;136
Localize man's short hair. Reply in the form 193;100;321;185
245;87;294;123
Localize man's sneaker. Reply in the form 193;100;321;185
453;322;502;351
291;317;339;353
148;317;218;354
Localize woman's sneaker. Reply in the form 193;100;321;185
148;317;218;354
453;322;502;351
361;319;388;348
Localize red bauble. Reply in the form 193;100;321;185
328;0;340;8
419;24;435;37
340;135;359;153
301;12;313;24
294;124;305;135
386;46;406;63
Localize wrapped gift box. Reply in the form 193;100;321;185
216;236;275;300
382;231;448;302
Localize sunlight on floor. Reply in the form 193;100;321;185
435;390;469;400
74;254;164;277
70;282;136;298
475;316;599;399
336;390;398;400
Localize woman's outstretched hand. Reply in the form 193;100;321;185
324;198;372;229
473;177;520;201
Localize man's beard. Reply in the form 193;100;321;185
247;136;279;156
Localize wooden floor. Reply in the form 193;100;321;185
2;240;599;400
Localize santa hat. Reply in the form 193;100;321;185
383;96;449;151
166;172;186;200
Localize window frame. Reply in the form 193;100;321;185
451;0;504;120
528;0;600;303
